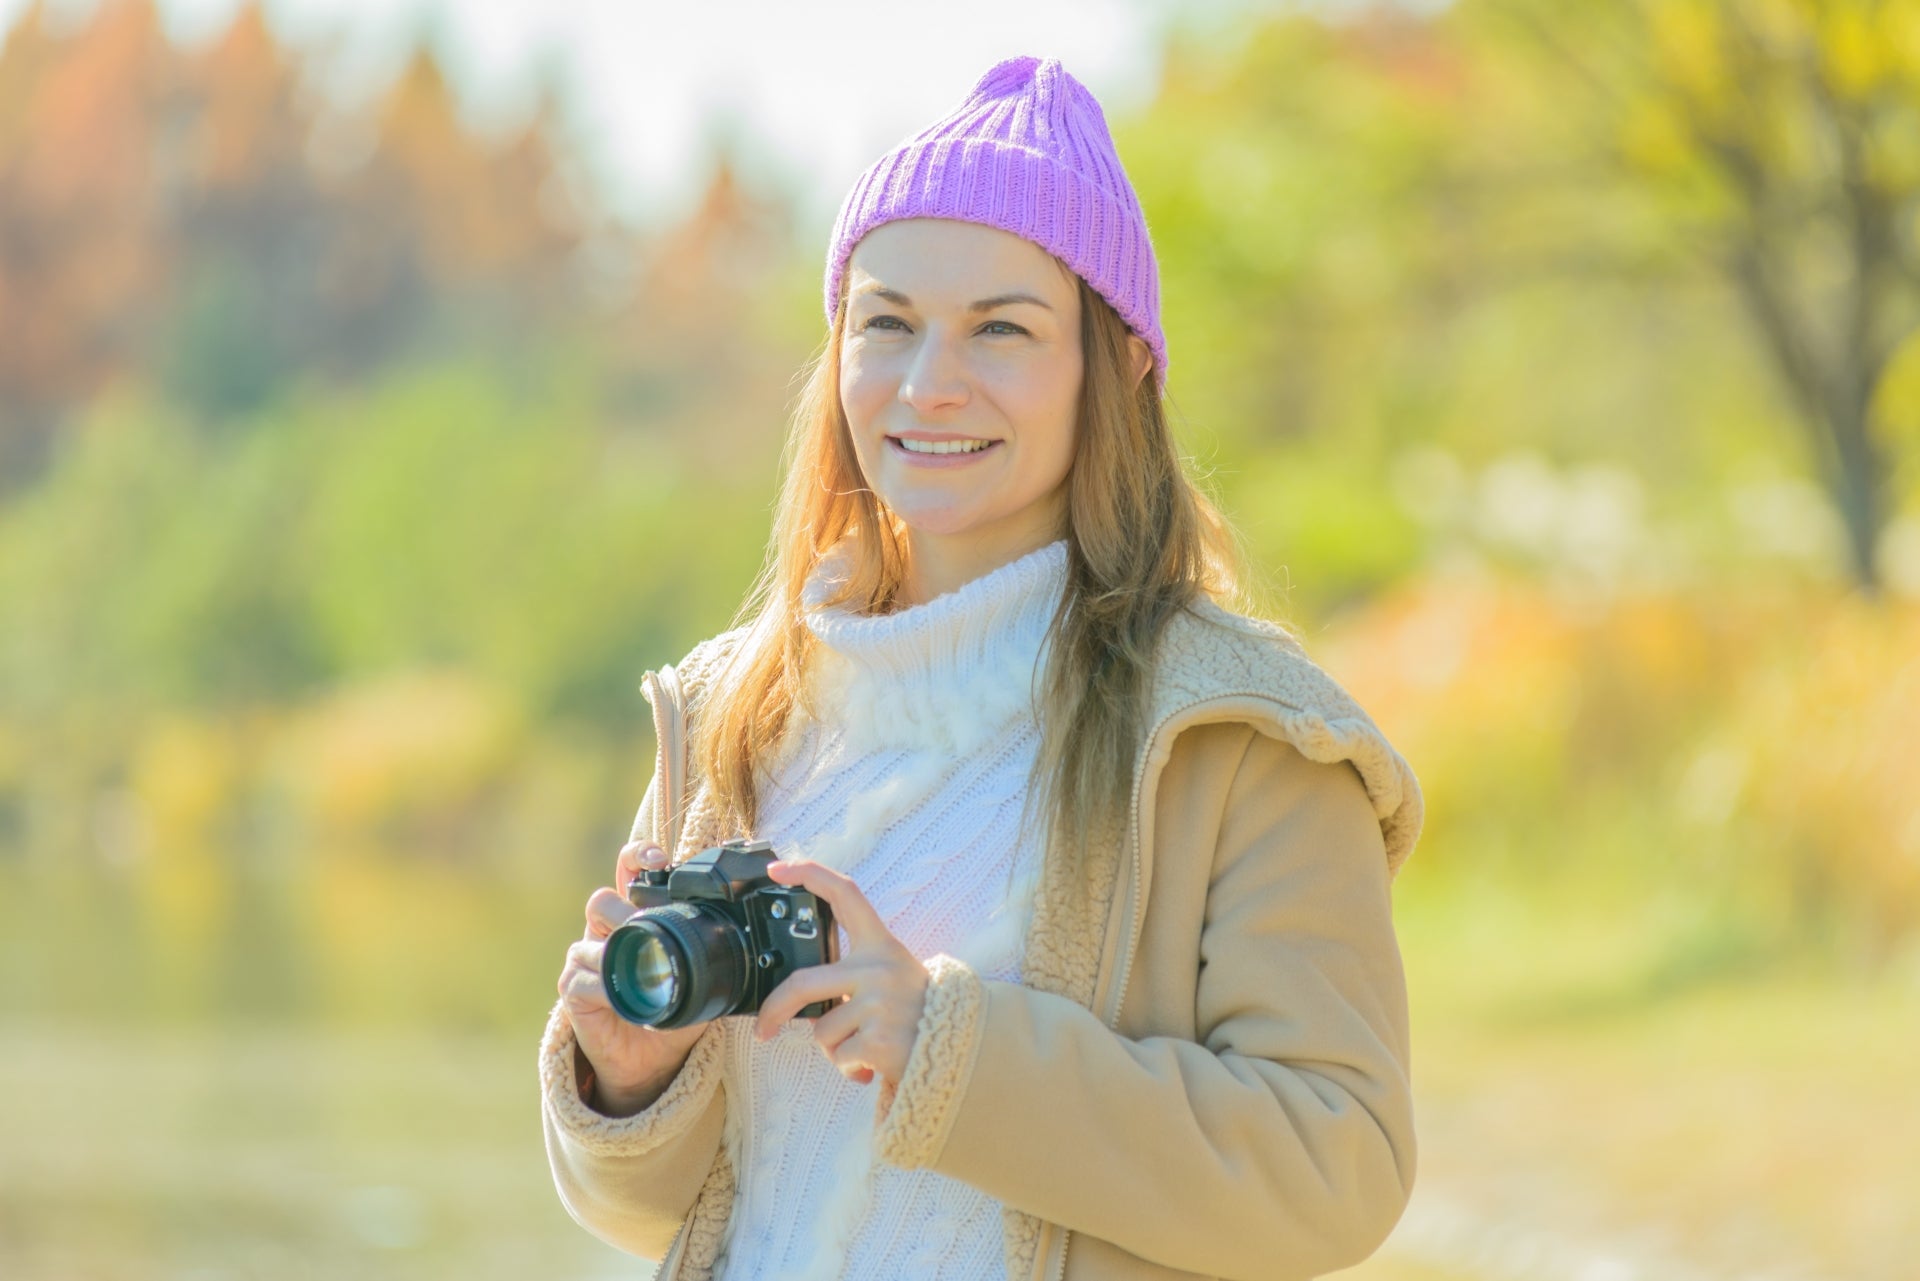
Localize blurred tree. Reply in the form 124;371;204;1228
1483;0;1920;593
1123;10;1474;614
318;41;589;366
1130;1;1920;607
155;2;332;422
600;148;815;474
0;0;172;479
0;0;607;478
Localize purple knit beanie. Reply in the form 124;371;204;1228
823;54;1169;392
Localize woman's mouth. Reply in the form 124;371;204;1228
886;436;1002;467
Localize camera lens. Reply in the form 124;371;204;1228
603;927;678;1023
602;902;751;1029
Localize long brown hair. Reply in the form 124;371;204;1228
694;257;1252;888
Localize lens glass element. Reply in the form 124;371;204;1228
604;922;681;1025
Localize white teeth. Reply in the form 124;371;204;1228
897;437;992;455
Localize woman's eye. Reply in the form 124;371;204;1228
857;316;1025;336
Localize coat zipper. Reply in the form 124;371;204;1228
1109;694;1287;1032
1040;692;1287;1281
648;1212;693;1280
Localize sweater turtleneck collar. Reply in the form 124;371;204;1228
795;538;1070;757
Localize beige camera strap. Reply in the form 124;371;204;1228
637;663;689;859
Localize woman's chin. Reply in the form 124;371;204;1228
884;503;992;541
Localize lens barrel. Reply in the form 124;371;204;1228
602;902;751;1029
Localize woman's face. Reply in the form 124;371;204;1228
838;218;1084;560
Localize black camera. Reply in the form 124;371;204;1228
601;838;841;1029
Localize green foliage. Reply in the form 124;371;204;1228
0;356;770;723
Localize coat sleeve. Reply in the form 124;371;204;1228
537;764;730;1259
869;725;1416;1281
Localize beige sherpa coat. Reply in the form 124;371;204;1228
539;597;1423;1281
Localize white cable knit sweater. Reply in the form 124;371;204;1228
706;537;1069;1281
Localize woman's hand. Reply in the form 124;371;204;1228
557;840;712;1116
753;858;930;1088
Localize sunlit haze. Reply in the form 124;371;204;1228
0;0;1288;229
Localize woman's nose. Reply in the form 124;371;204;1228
897;329;970;413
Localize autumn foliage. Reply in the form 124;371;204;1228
0;0;1916;1041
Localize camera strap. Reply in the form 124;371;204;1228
639;663;690;859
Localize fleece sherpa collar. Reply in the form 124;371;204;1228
680;593;1422;879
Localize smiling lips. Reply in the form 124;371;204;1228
886;434;1002;466
898;437;991;454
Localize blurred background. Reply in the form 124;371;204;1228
1;0;1916;1277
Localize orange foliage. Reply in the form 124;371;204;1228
0;0;591;471
0;1;169;424
1737;599;1920;952
1320;568;1920;952
1315;569;1730;838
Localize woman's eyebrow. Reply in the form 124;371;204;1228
857;285;1053;312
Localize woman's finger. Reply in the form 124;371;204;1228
558;961;605;1008
584;887;638;940
566;938;605;975
615;840;667;887
764;859;889;950
807;995;862;1055
825;1029;882;1083
753;960;857;1039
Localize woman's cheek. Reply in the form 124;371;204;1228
839;347;892;418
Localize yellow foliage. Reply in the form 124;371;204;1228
267;669;526;834
1650;3;1730;101
135;838;230;993
1886;3;1920;81
300;845;501;1021
1868;325;1920;451
1619;99;1696;175
1820;6;1885;101
124;717;246;980
127;715;240;852
1324;569;1920;951
1737;598;1920;949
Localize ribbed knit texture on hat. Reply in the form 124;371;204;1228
824;54;1169;392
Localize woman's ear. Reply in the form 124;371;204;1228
1127;335;1152;389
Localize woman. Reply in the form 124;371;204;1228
541;55;1423;1281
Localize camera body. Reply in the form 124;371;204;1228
602;838;840;1029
